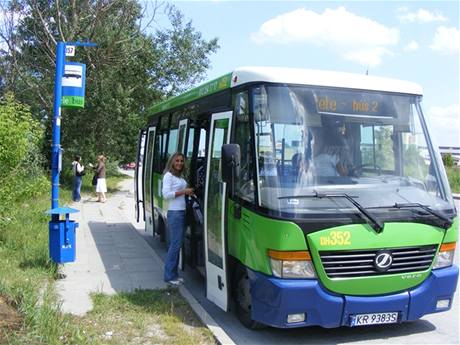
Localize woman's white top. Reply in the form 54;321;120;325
72;161;84;174
162;172;187;210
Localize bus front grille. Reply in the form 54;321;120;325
319;245;437;278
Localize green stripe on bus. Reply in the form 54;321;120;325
148;73;232;115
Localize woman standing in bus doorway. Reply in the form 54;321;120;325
71;155;85;202
162;152;194;286
95;155;107;203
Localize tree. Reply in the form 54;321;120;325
0;1;219;164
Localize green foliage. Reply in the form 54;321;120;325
0;94;47;221
446;166;460;193
1;1;219;165
442;153;455;168
0;93;40;178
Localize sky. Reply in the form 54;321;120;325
151;0;459;147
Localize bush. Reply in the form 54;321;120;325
0;94;47;218
442;153;455;168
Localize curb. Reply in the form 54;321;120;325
179;286;236;345
453;194;460;200
130;228;236;345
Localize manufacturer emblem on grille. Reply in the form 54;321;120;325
374;251;393;272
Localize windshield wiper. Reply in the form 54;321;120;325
393;203;453;229
279;191;384;233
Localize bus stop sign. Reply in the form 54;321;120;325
61;62;86;108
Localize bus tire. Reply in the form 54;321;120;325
233;266;265;330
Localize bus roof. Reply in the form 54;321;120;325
149;66;423;115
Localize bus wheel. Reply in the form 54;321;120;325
233;266;265;330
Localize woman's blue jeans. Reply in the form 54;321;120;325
72;175;82;201
164;210;186;282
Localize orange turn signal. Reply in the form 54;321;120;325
440;242;456;252
268;250;311;261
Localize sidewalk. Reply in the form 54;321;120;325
55;176;235;345
56;178;167;315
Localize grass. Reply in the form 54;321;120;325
72;290;214;344
0;174;215;345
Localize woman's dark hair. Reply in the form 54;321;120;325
75;155;81;162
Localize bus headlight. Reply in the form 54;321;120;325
433;242;456;269
268;250;316;278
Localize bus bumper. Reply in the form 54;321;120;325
248;265;459;328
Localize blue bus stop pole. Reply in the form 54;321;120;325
49;41;96;263
51;42;65;219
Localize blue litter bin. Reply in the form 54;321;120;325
47;207;79;263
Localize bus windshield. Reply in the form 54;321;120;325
251;85;454;216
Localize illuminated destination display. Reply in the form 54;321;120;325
314;90;396;117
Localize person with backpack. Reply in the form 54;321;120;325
71;155;85;202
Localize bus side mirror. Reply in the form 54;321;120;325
221;144;241;194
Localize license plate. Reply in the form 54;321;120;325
350;312;398;326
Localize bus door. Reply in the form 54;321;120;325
143;126;156;236
177;119;189;154
204;111;233;311
177;119;190;270
135;129;146;222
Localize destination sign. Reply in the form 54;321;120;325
314;90;397;117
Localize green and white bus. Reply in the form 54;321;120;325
135;67;458;329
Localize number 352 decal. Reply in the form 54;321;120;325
320;231;352;246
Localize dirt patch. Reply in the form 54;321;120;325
0;295;22;340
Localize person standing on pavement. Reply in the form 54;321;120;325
162;152;194;286
94;154;107;203
71;155;85;202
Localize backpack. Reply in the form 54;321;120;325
75;163;86;177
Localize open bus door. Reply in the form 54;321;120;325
135;129;146;222
143;126;156;236
204;111;233;311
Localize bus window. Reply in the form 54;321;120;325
158;116;170;170
167;129;178;159
402;103;439;195
198;128;206;157
153;131;162;173
144;128;155;215
195;128;208;200
360;125;395;175
186;127;195;159
234;91;255;202
184;126;195;178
